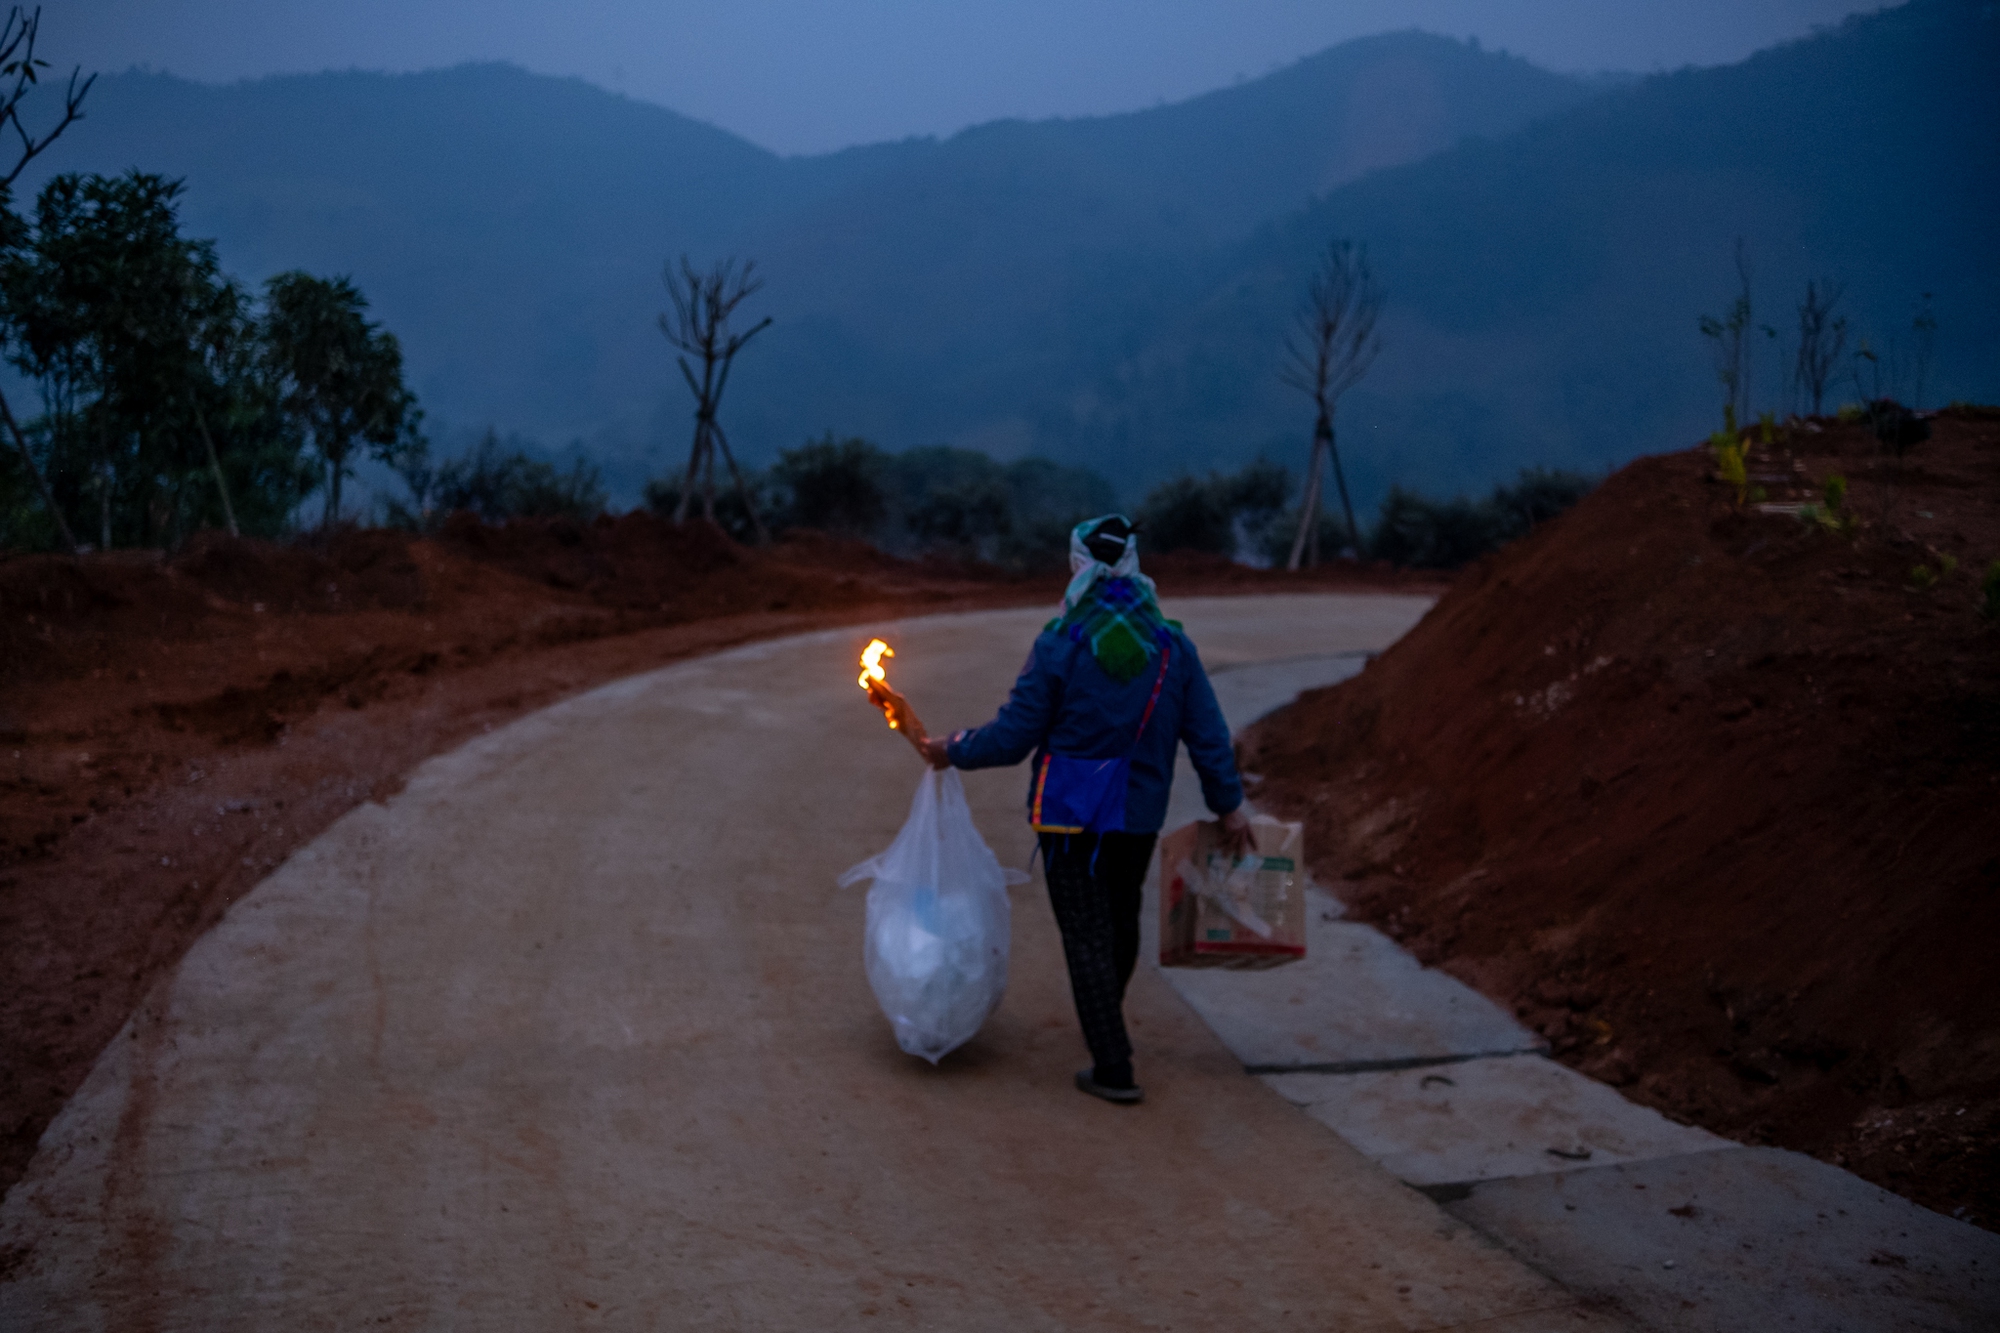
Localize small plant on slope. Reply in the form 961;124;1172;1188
1799;474;1856;537
1709;430;1749;505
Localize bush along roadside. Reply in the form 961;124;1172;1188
389;429;607;530
1127;461;1594;573
646;434;1115;574
1368;467;1595;569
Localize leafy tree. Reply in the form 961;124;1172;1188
1;171;317;551
191;285;317;538
260;271;421;530
1;171;269;549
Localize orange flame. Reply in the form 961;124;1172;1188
859;638;892;694
858;637;927;746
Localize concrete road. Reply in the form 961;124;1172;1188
1;595;1624;1330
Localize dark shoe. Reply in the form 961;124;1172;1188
1075;1068;1144;1105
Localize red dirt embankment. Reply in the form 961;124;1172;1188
1243;408;2000;1228
0;511;1429;1200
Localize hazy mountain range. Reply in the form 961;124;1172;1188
21;0;1999;510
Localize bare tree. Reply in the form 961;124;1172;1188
660;256;770;539
0;5;90;188
1791;279;1847;416
0;4;89;552
1698;238;1753;431
1279;240;1382;570
1910;292;1936;410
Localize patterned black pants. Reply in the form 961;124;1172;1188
1039;831;1159;1072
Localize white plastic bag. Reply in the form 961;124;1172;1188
839;769;1025;1063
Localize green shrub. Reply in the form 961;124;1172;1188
1135;459;1291;559
1369;468;1595;570
642;474;767;543
766;434;889;535
1490;467;1595;534
1136;476;1234;555
991;457;1117;571
906;475;1012;551
692;435;1113;569
423;431;605;524
1371;489;1486;568
1709;430;1749;503
1800;474;1856;536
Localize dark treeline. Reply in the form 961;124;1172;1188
0;159;1585;571
1129;459;1594;570
642;435;1115;574
624;433;1592;574
0;149;1581;573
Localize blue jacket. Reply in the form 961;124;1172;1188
946;624;1243;835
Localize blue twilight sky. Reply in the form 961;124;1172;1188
64;1;1885;155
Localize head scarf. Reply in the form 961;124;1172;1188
1048;515;1171;682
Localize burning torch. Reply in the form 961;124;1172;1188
858;638;930;758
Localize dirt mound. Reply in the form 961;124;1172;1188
1242;407;2000;1227
434;510;746;607
175;528;430;614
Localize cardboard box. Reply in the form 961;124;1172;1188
1158;816;1306;969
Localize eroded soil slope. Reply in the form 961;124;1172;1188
0;514;1426;1200
1243;408;2000;1227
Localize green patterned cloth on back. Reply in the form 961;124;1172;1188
1047;516;1172;683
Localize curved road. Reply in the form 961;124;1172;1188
1;595;1619;1330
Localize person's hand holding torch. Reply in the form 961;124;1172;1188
858;639;933;761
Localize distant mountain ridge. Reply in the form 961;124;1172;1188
17;3;1999;510
23;31;1595;500
1048;0;1999;500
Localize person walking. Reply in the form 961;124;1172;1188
922;515;1253;1105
